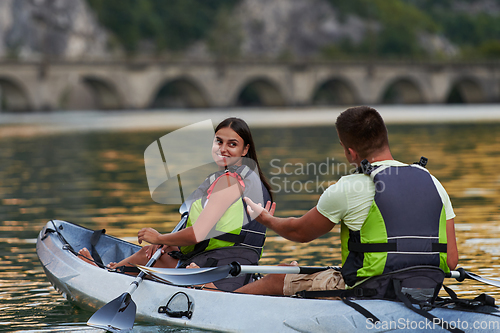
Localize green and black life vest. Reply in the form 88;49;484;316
177;164;270;262
341;158;449;287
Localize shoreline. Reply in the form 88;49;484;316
0;104;499;137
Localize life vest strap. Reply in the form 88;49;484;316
90;229;106;267
348;242;396;252
432;243;447;252
212;232;246;244
349;241;447;253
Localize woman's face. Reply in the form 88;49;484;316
212;127;249;168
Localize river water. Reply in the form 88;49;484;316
1;106;500;332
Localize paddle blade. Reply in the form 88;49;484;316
87;292;137;332
137;264;231;286
465;271;500;288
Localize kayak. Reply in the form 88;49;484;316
37;220;500;332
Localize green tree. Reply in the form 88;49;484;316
86;0;240;53
206;7;243;60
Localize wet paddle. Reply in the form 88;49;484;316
138;262;500;289
136;261;335;286
448;268;500;288
87;205;188;332
87;248;162;332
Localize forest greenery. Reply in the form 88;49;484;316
326;0;500;59
86;0;239;53
86;0;500;60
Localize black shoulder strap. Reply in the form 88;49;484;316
295;289;380;324
209;165;251;185
90;229;106;267
342;298;381;324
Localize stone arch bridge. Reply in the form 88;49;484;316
0;60;499;111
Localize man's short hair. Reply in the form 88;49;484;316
335;106;389;158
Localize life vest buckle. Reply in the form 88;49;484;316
359;159;373;175
413;156;428;168
354;288;365;297
418;301;433;311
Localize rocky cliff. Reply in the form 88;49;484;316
190;0;458;60
0;0;497;61
0;0;110;60
234;0;378;59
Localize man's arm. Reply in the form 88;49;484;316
245;198;335;243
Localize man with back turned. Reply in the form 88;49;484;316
240;105;458;296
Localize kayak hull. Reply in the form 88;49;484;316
37;220;500;332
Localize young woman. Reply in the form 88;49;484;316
79;117;274;291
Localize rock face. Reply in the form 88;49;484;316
234;0;379;59
233;0;458;59
0;0;109;60
0;0;483;61
453;0;500;14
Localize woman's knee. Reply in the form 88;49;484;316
137;246;150;257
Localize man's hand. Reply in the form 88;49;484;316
244;197;276;221
138;227;161;245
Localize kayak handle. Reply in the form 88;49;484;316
447;267;466;282
228;261;332;276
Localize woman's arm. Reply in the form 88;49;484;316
138;226;197;247
137;173;244;246
191;174;243;242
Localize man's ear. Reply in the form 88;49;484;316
347;147;358;162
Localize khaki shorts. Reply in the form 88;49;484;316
283;268;345;296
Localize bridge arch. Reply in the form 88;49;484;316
0;76;32;112
235;78;285;107
60;76;123;110
380;77;425;104
311;77;358;105
149;77;210;109
446;77;485;103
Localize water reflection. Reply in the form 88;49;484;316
1;122;500;331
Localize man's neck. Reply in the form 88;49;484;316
362;148;393;165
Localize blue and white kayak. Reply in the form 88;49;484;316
36;220;500;332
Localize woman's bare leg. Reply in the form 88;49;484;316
78;245;179;269
108;245;180;269
78;248;97;266
185;262;219;291
233;273;285;295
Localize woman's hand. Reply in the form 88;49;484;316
138;227;162;245
145;244;161;259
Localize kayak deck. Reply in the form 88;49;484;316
37;220;500;332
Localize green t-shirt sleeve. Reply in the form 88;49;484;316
316;180;348;224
